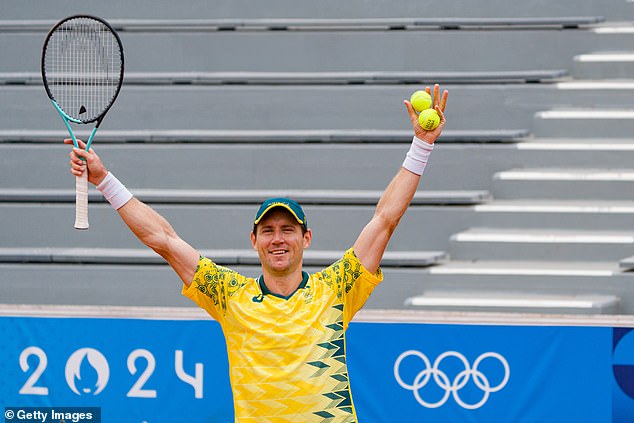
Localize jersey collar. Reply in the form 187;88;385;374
257;271;309;300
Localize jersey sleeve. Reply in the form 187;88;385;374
320;248;383;328
181;256;247;324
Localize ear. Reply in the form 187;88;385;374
303;228;312;249
250;231;257;250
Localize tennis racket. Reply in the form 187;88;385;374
41;15;124;229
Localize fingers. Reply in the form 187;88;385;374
69;148;86;176
71;147;89;160
436;103;446;123
438;88;449;112
64;138;87;149
69;157;86;177
428;84;448;112
65;138;92;160
66;138;90;177
403;100;420;128
434;105;447;132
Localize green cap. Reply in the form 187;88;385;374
254;197;307;229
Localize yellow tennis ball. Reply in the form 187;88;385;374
410;90;432;113
418;109;440;130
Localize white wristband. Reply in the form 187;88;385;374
96;172;133;210
402;136;434;175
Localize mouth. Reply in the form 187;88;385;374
269;249;288;256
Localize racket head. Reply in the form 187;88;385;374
41;15;124;124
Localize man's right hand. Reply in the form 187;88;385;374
65;138;109;186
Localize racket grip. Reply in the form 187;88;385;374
74;170;89;230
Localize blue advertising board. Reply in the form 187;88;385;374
1;314;634;422
0;317;234;422
347;323;612;422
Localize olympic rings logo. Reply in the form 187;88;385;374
394;350;510;410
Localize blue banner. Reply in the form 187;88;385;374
347;323;612;422
1;315;634;422
0;317;233;422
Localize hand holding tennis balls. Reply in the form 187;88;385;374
404;84;449;143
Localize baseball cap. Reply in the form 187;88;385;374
254;197;307;229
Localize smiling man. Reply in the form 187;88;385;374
251;198;312;295
67;85;448;422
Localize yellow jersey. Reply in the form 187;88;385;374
182;247;383;422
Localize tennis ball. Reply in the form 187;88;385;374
410;90;432;113
418;109;440;130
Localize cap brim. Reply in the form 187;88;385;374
254;203;305;225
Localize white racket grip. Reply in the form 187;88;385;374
74;171;89;230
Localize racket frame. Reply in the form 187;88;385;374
41;14;124;229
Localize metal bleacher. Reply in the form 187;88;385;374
1;0;634;314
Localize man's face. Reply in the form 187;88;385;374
250;208;312;276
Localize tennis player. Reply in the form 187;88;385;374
67;85;448;422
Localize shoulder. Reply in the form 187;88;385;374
190;256;251;297
312;248;381;292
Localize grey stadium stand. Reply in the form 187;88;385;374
2;0;634;315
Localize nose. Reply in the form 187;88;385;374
271;228;284;243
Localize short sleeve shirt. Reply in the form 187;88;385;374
182;247;383;422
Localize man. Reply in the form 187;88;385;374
67;85;448;422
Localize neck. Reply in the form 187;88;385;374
261;268;305;297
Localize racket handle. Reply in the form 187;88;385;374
74;171;89;230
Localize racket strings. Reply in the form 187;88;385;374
43;17;123;122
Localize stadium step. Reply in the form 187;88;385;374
0;203;477;251
0;0;628;21
0;247;447;268
492;168;634;200
621;256;634;271
473;199;634;231
404;292;620;314
7;138;634;193
0;84;536;132
0;188;486;251
573;51;634;79
0;188;491;206
0;128;530;144
0;70;570;86
550;80;634;108
425;259;621;278
0;16;605;33
449;227;634;262
0;27;611;74
570;25;634;80
404;259;634;313
0;142;510;193
533;109;634;138
0;263;437;308
7;259;625;313
0;248;447;308
392;259;634;314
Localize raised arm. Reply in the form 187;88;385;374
353;84;448;274
66;139;199;286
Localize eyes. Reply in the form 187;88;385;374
258;225;298;236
